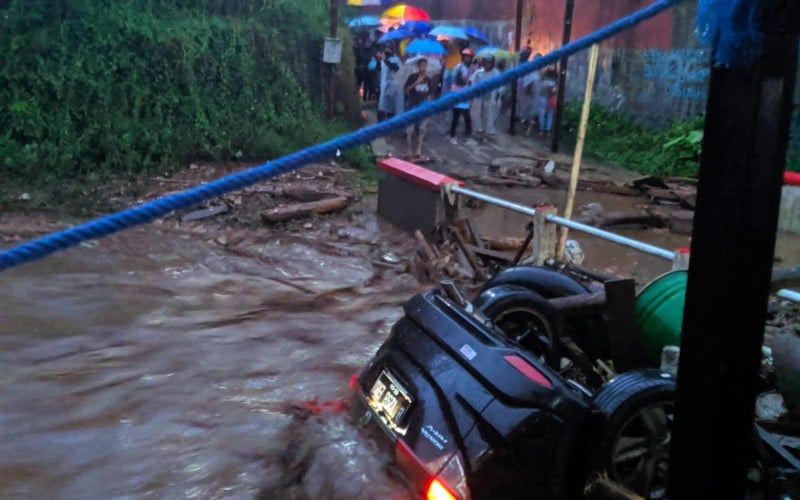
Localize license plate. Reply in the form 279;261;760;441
368;370;413;426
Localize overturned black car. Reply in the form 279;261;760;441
351;266;677;500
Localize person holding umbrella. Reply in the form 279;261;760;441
378;43;404;122
403;57;432;159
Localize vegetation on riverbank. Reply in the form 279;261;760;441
0;0;364;188
561;102;704;177
563;102;800;175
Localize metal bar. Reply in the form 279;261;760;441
777;289;800;303
450;185;800;303
547;214;676;260
451;185;537;217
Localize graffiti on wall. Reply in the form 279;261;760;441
642;49;709;100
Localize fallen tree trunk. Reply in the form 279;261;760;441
576;211;670;229
261;197;349;223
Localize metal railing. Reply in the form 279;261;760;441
449;184;800;303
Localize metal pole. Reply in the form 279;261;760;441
509;0;524;135
777;289;800;303
550;0;574;153
450;185;676;260
667;2;800;497
548;214;676;261
449;184;800;303
327;0;339;118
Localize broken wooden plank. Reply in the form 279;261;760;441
450;228;486;281
414;230;438;261
464;218;485;249
261;197;348;222
481;236;528;251
466;244;515;264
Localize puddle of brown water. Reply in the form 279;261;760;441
0;212;419;499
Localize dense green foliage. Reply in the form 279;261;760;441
0;0;362;184
561;102;705;177
563;102;800;175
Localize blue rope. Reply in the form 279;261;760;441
0;0;681;272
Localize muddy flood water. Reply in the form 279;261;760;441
0;206;424;499
2;186;799;499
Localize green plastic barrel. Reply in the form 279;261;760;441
635;270;688;365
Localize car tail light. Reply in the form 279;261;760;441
427;478;457;500
503;354;553;388
395;439;461;500
349;373;359;391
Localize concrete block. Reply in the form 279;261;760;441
376;158;462;236
780;175;800;234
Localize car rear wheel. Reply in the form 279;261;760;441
592;370;676;499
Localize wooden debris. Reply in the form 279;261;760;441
450;227;486;280
182;205;229;222
261;197;349;223
465;219;485;249
481;236;528;251
467;244;515;264
414;230;438;261
576;211;670;229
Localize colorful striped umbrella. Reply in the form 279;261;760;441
381;4;431;22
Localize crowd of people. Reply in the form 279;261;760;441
352;30;560;159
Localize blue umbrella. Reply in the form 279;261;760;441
405;38;446;55
378;28;414;43
465;26;490;44
347;15;381;28
429;26;469;40
402;20;432;35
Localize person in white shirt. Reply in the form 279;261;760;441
378;43;404;121
470;54;501;140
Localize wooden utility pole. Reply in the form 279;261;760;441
550;0;574;153
508;0;524;135
327;0;339;118
667;1;800;497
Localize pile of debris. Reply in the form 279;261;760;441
410;218;534;289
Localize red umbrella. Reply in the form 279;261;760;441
381;4;431;22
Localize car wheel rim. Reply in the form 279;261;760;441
492;306;554;360
608;401;673;499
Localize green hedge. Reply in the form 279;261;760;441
0;0;348;184
561;102;704;178
563;102;800;176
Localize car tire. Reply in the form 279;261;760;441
478;266;610;362
473;284;564;368
592;370;676;499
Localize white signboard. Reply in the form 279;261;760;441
323;38;343;64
